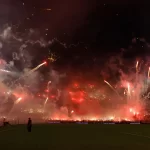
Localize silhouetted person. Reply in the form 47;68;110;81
27;118;32;132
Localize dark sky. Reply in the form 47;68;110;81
0;0;150;73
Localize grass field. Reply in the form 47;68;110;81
0;124;150;149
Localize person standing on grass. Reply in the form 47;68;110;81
27;118;32;132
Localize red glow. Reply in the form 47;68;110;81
69;91;73;95
71;97;84;103
45;89;49;93
69;90;85;104
43;60;47;65
2;79;144;122
50;95;55;98
73;83;78;87
88;84;94;88
78;98;84;103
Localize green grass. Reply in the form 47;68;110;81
1;124;150;149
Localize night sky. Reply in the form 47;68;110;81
0;1;150;76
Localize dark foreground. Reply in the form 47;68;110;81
1;124;150;150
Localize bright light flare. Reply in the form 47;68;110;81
129;107;140;116
15;97;22;104
45;89;49;93
43;61;47;65
109;116;114;120
129;108;133;112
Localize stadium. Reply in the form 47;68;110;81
0;1;150;149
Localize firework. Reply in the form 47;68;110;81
0;26;149;123
148;67;150;78
43;81;53;113
0;69;11;73
27;61;47;75
127;83;131;97
136;61;139;72
43;8;51;11
44;97;48;105
11;61;47;86
104;80;120;97
15;97;22;104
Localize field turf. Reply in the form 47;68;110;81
0;124;150;149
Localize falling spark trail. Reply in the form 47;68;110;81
136;61;139;72
135;61;139;86
127;83;131;96
104;80;121;98
0;69;11;73
44;81;52;111
148;67;150;78
43;97;48;114
43;8;51;11
8;97;22;116
10;62;47;88
127;83;131;102
104;80;114;89
44;97;48;105
15;97;22;104
27;62;47;75
47;81;51;90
